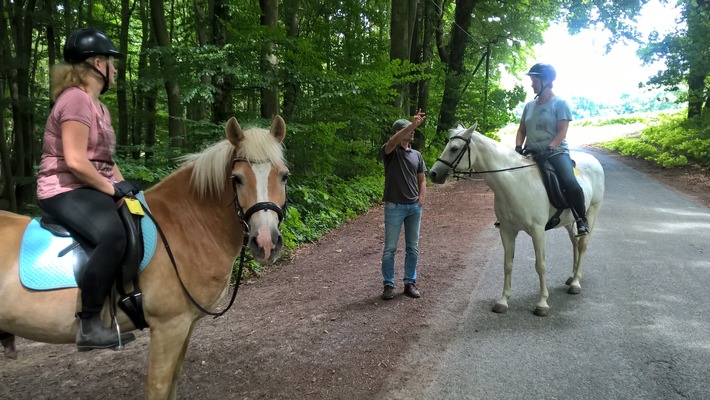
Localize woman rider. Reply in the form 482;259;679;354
36;28;139;351
515;63;589;236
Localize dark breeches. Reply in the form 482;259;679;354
548;152;586;218
38;188;126;312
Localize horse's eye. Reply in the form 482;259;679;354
450;146;459;153
281;173;289;184
232;175;243;186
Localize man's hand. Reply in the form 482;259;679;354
412;109;426;127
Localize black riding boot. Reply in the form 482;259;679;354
576;217;589;236
76;312;135;352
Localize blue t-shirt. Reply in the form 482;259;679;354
521;97;573;153
382;145;426;204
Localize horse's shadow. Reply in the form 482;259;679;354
469;283;590;332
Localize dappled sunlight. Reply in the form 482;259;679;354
653;207;710;220
639;221;710;234
687;260;710;270
635;315;710;349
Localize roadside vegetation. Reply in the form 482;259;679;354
599;111;710;169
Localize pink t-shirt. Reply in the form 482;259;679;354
37;87;117;199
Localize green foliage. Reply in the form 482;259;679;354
600;110;710;168
116;156;175;187
281;174;384;249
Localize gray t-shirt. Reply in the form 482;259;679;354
521;96;573;153
382;145;426;204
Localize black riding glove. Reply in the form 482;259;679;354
515;145;524;155
113;180;142;200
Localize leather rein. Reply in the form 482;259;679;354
436;135;536;178
141;156;286;318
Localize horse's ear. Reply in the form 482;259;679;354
270;115;286;144
471;121;478;132
226;117;245;146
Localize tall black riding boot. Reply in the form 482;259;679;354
76;312;135;352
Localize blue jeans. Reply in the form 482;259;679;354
381;202;422;287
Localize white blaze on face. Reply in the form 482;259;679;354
251;163;278;260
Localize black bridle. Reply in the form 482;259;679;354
435;135;475;175
230;156;287;234
436;135;536;177
143;156;287;319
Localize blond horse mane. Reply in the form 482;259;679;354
177;127;286;200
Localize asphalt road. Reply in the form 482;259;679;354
382;149;710;400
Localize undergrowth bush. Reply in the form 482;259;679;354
282;174;383;250
599;110;709;168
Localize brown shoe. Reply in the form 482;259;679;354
404;284;420;298
382;285;395;300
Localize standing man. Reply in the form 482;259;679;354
381;110;426;300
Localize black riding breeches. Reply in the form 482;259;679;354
38;188;126;313
547;152;586;219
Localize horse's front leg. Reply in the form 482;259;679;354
493;227;518;314
564;226;582;294
145;315;196;400
530;227;549;316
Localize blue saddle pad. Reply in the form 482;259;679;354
19;192;158;291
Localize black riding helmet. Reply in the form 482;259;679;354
526;63;556;98
63;28;122;63
526;63;556;82
63;28;122;94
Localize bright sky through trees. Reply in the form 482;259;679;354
530;0;682;103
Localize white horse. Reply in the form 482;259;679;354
428;124;605;316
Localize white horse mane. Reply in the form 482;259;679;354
177;127;286;200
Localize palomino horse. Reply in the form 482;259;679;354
429;124;604;316
0;116;289;399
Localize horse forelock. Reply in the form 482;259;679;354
179;130;286;200
234;127;286;166
448;126;467;138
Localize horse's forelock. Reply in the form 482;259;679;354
448;126;467;139
177;140;234;200
181;128;286;200
234;127;286;166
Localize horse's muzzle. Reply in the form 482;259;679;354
428;168;449;184
249;227;283;264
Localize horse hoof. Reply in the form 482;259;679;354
568;285;581;295
492;304;508;314
533;307;549;317
565;276;574;285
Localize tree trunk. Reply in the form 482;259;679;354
282;0;300;119
150;0;185;148
685;0;710;120
407;0;421;115
259;0;279;119
189;0;212;122
390;0;412;111
437;0;476;140
0;0;16;211
7;0;38;212
117;0;133;153
0;81;17;212
418;0;438;116
212;0;233;124
137;0;158;161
